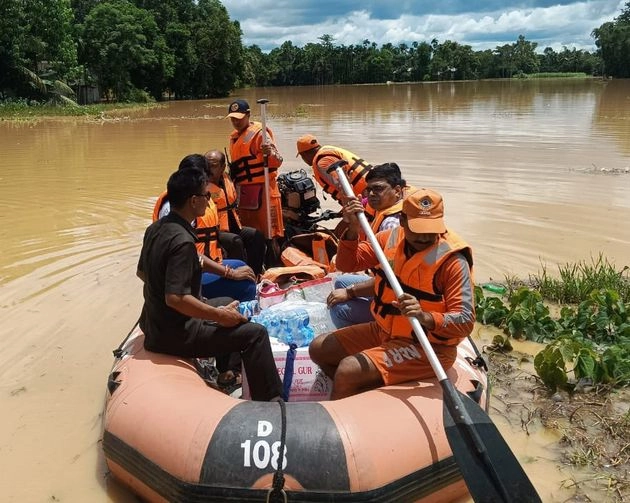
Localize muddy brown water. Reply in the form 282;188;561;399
1;79;629;502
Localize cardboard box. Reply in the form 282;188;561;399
242;337;332;402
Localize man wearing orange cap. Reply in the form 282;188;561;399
226;99;284;248
310;188;475;400
296;134;373;204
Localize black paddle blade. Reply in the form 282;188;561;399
443;389;542;503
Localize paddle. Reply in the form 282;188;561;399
334;165;542;503
256;98;273;240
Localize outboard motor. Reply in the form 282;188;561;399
278;169;320;225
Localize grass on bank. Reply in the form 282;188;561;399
476;255;630;392
0;98;163;120
506;253;630;304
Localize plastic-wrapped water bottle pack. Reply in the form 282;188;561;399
250;301;336;347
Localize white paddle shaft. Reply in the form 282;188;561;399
257;99;273;239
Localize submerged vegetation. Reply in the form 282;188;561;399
0;98;161;120
476;255;630;392
521;72;590;79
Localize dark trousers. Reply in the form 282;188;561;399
190;320;281;401
183;298;281;401
219;226;266;277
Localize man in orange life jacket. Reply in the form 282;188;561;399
205;150;266;277
226;99;284;247
326;162;408;328
310;188;475;400
296;134;372;204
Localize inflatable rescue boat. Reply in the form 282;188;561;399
102;325;489;502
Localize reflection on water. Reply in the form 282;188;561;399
0;79;629;502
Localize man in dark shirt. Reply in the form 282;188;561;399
137;168;282;402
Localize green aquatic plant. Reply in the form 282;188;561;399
503;288;558;342
534;337;630;392
475;257;630;391
474;285;509;327
557;289;630;344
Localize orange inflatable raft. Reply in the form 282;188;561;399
102;326;489;502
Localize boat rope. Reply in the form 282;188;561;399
465;335;488;372
112;318;140;359
266;397;288;503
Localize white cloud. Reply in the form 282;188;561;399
221;0;626;53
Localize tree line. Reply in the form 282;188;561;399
1;0;630;104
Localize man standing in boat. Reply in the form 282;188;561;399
310;189;475;399
137;167;283;402
226;99;284;265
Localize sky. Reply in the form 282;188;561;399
220;0;626;53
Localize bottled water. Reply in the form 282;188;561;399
252;310;282;339
269;315;282;339
238;299;260;319
254;301;333;345
279;309;314;348
302;303;336;336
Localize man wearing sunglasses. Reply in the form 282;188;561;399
137;167;283;402
327;163;413;329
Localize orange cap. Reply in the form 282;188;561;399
296;134;320;156
402;189;447;234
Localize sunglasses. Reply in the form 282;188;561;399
193;192;212;201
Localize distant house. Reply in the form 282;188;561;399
75;84;101;104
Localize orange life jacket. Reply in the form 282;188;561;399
152;191;168;222
371;227;473;346
229;121;279;185
229;122;284;237
152;190;222;261
195;201;222;261
280;232;338;273
260;265;326;284
370;199;403;234
209;173;241;231
312;146;372;202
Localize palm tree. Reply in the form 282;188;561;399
16;66;78;105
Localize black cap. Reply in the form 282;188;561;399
226;99;250;118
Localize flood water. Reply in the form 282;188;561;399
1;79;629;502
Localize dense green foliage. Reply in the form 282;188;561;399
593;1;630;78
1;1;630;102
1;0;242;102
0;0;78;103
476;258;630;392
80;0;173;100
519;254;630;304
239;35;603;87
